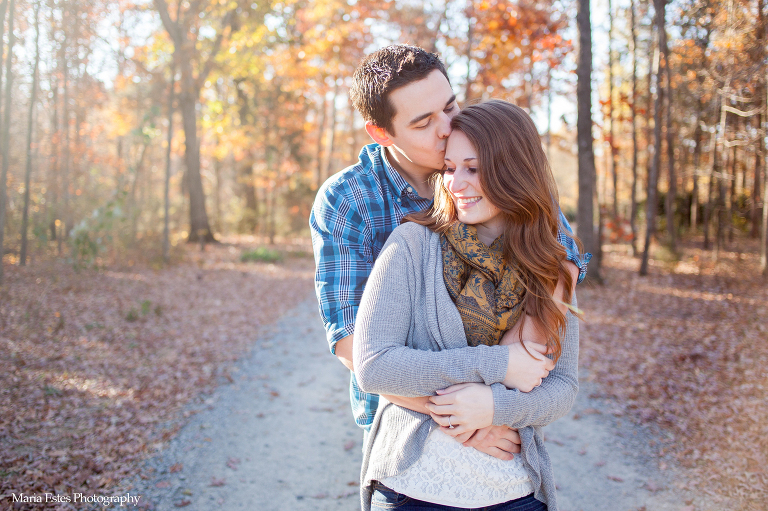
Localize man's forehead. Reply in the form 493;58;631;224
389;71;454;123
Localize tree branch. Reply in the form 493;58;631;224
153;0;181;45
195;9;236;91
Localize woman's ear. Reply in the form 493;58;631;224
365;121;393;147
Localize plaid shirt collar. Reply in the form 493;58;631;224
380;147;431;202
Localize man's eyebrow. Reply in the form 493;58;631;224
407;94;457;126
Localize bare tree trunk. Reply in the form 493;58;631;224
315;96;327;188
630;0;639;255
754;111;764;238
661;19;676;251
464;5;475;102
714;85;731;257
690;113;702;231
0;0;8;119
754;0;765;239
0;0;16;283
576;0;601;280
20;0;40;266
179;60;213;243
546;66;553;162
324;82;339;180
153;0;231;244
763;76;768;273
347;98;357;164
163;64;175;264
640;0;666;276
727;140;737;244
235;79;258;229
60;11;71;249
608;0;618;219
704;124;718;250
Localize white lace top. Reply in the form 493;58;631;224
380;428;534;507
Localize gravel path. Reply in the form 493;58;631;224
132;296;717;511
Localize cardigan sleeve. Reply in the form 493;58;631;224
490;296;580;428
354;225;509;398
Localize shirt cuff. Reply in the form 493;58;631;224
567;252;592;285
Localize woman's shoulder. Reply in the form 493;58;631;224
388;221;439;249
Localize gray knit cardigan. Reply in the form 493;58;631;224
353;221;579;511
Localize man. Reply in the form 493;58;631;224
310;45;587;459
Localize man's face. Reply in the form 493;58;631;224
382;70;459;178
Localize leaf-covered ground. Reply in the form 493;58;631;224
578;237;768;511
0;238;315;508
1;235;766;510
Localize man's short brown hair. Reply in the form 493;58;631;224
349;45;450;135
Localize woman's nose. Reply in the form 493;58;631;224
445;170;465;193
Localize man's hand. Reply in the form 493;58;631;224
334;334;354;371
463;425;521;461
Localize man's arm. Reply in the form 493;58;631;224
342;334;520;460
336;334;433;412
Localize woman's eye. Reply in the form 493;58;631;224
467;167;478;174
443;167;455;174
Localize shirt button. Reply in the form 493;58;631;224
407;187;413;193
397;198;401;203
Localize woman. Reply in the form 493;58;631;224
353;99;585;511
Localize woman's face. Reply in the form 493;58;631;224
443;130;504;244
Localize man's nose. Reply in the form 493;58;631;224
437;112;452;139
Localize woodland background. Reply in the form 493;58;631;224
0;0;767;509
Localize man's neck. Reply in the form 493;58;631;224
384;147;435;200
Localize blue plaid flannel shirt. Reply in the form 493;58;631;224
309;143;590;430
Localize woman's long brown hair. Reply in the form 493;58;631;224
406;99;581;362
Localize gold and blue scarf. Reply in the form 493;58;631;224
440;222;525;347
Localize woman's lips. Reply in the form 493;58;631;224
455;196;481;209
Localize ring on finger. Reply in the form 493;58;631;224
448;416;455;429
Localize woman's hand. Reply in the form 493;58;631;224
501;340;554;392
426;383;494;436
500;316;554;392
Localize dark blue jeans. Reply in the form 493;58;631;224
370;481;548;511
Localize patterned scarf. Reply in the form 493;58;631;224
440;222;525;347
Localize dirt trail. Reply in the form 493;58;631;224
132;296;716;511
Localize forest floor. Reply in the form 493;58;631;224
0;233;766;510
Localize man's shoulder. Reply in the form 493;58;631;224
315;143;386;206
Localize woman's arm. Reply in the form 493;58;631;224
428;295;580;433
354;226;514;397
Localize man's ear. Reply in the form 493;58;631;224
365;121;393;147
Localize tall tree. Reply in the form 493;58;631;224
608;0;618;219
163;62;176;265
629;0;640;255
0;0;16;283
577;0;601;279
641;0;666;276
153;0;238;243
20;0;41;266
661;4;676;251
